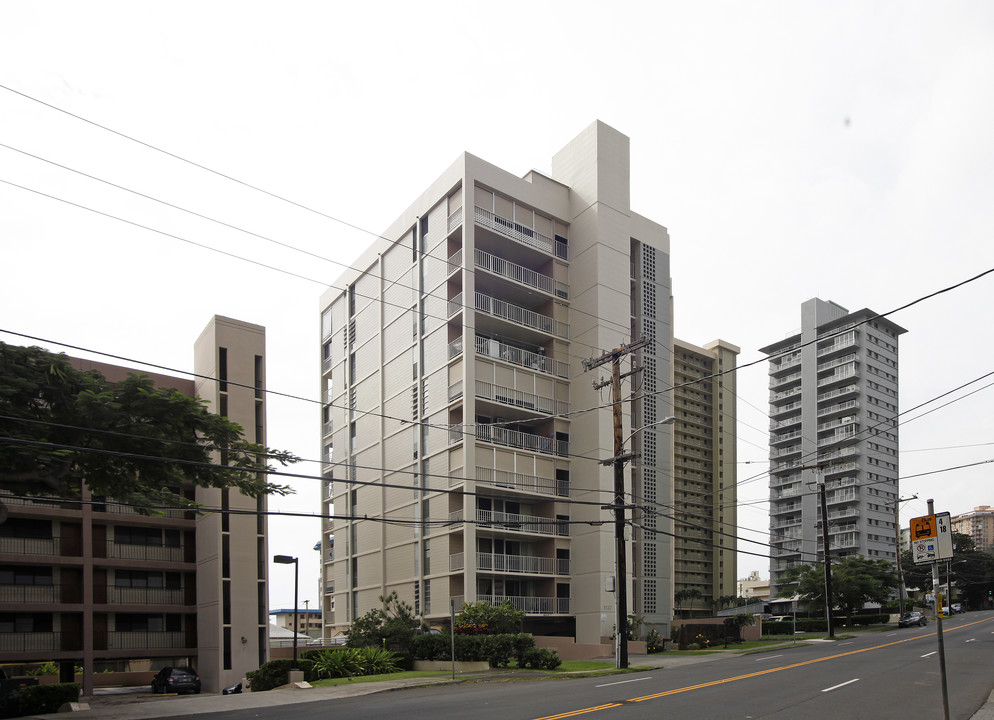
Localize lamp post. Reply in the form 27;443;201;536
603;414;677;669
274;555;299;669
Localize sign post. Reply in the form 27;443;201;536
914;501;950;720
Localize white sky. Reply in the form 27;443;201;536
2;1;993;610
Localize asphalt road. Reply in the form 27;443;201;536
171;611;994;720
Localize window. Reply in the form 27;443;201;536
219;347;228;392
0;566;52;585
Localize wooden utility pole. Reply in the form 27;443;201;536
583;338;647;669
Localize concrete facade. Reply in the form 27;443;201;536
951;506;994;552
761;298;906;596
318;121;675;646
671;339;739;616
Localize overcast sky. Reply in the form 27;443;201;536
2;2;992;610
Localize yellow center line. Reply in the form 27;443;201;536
531;616;994;719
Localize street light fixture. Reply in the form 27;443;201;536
273;554;299;670
603;414;677;669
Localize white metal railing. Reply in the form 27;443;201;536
819;446;860;461
475;379;565;415
824;476;857;490
770;445;801;458
770;415;802;431
770;386;801;402
770;351;801;371
447;249;463;275
475;335;568;377
771;518;802;529
474;206;555;254
829;523;858;535
476;552;566;575
771;430;802;445
818;400;860;417
448;337;463;358
474;292;569;339
449;552;465;571
450;508;568;537
822;461;860;476
772;529;802;540
826;490;857;504
771;402;802;417
106;543;186;562
817;384;859;402
475;594;569;615
108;631;188;650
475;424;568;457
817;416;857;432
818;366;857;386
827;508;859;520
447;207;463;233
818;429;857;446
769;371;802;389
771;503;802;515
448;292;464;318
817;331;857;356
107;587;186;605
476;467;567;497
771;473;802;487
449;381;464;402
474;248;568;299
818;353;858;373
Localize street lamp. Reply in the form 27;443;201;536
603;414;677;669
273;555;299;670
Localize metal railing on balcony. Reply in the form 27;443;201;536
771;401;802;417
474;292;569;339
106;543;186;563
448;338;463;358
817;331;857;356
0;632;66;652
476;552;569;576
769;371;802;389
449;509;569;537
447;207;463;233
770;415;802;431
107;631;189;650
448;292;464;318
475;594;569;615
474;206;556;256
818;353;858;373
474;248;568;299
818;400;860;417
106;587;187;605
475;336;568;378
818;429;857;446
104;502;189;520
771;430;802;445
476;467;567;497
770;386;802;403
449;380;464;402
818;366;857;386
817;384;859;403
475;424;568;457
475;380;566;416
770;444;801;458
447;249;463;275
817;416;857;432
0;537;62;556
0;584;81;604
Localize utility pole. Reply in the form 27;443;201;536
818;480;835;639
889;494;917;617
583;338;647;670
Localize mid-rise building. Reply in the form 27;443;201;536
671;338;739;616
951;506;994;552
0;316;269;694
761;298;906;595
319;121;676;646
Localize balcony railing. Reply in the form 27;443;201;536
817;384;859;403
818;353;858;373
448;292;464;318
449;509;569;537
0;584;81;604
106;543;186;562
818;400;860;417
476;467;568;497
0;632;67;652
103;502;189;519
821;461;860;476
770;386;801;403
475;380;567;416
474;292;569;339
475;336;569;378
476;552;569;575
818;366;857;386
449;337;463;358
474;206;562;258
107;631;189;650
818;429;857;446
475;594;570;615
770;430;802;445
817;416;857;432
769;371;802;389
0;535;64;557
475;424;568;457
447;207;463;233
817;331;857;356
475;248;568;299
106;587;187;605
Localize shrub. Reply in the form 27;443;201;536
455;601;524;635
481;634;518;668
25;662;58;677
246;659;316;691
645;628;665;653
517;648;561;670
14;683;80;716
410;633;449;660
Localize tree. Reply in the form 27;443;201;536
346;592;424;649
781;556;897;625
902;533;994;610
0;342;295;510
674;588;703;617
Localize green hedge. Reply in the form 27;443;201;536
410;633;538;668
9;683;81;717
246;659;316;692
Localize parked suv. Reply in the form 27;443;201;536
151;666;201;694
898;612;927;628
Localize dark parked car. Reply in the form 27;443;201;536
898;612;928;628
151;666;201;694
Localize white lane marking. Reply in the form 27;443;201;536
966;638;976;643
839;642;853;645
595;677;652;688
886;632;898;636
755;655;783;662
822;679;859;693
921;651;937;658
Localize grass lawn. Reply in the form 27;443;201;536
550;661;616;672
310;671;450;687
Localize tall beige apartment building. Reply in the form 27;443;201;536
319;121;676;645
0;316;269;694
671;339;739;617
951;506;994;552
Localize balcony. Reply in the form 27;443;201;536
817;353;858;373
475;336;569;378
817;331;857;357
770;386;801;403
475;248;568;299
476;467;568;498
107;631;190;650
474;424;568;457
770;430;802;445
449;509;568;537
468;594;570;615
448;207;463;233
821;461;860;477
817;415;857;432
817;429;857;447
770;401;802;418
0;537;62;556
770;414;802;431
0;632;71;652
106;543;186;563
474;206;568;260
474;292;569;339
467;552;569;576
475;380;567;416
769;371;802;390
102;502;190;520
817;384;859;403
818;400;860;418
771;503;802;516
0;584;81;604
818;366;857;387
769;351;801;374
106;587;187;605
770;444;801;459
